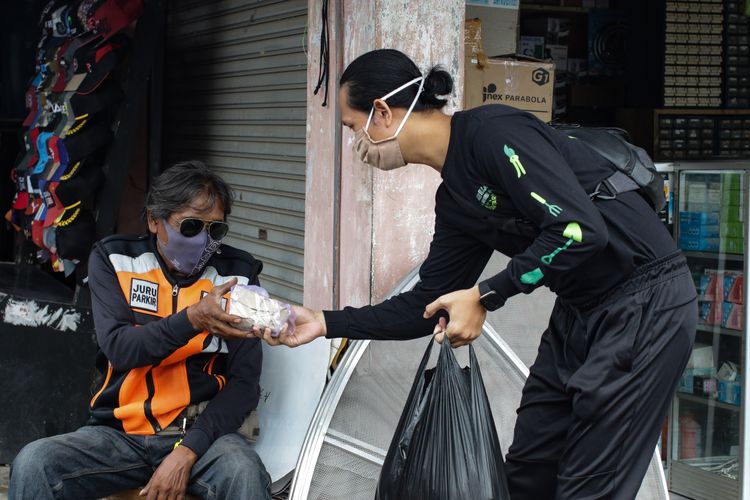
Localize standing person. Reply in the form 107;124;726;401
10;161;271;500
259;49;697;499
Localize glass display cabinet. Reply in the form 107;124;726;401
669;162;749;500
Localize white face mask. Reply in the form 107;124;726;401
354;76;425;171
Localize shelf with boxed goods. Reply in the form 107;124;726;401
695;268;744;332
724;0;750;108
662;0;750;109
669;165;746;500
677;343;741;411
654;110;750;161
678;173;746;255
663;0;724;108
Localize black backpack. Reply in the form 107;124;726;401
553;125;666;212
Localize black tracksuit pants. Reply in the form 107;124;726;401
505;251;697;500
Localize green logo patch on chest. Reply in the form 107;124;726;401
476;185;497;210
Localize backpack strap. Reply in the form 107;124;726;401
590;170;640;200
558;125;665;211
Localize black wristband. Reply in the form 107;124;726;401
478;280;505;311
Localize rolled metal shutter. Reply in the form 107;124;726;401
164;0;307;305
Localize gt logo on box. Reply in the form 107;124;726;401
532;68;550;86
130;278;158;312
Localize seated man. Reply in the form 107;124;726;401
9;161;270;500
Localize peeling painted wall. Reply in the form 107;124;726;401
303;0;342;310
370;0;465;302
304;0;464;310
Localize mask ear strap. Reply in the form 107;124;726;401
364;107;376;135
381;76;424;101
393;76;425;137
364;76;424;137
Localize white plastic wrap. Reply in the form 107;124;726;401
229;285;295;337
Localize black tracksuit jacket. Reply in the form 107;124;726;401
324;105;677;340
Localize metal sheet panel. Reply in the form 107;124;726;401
164;0;307;304
670;460;739;500
290;264;670;500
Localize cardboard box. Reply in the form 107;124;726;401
465;55;555;122
465;18;484;57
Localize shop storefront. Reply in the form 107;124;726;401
464;1;750;498
1;0;749;498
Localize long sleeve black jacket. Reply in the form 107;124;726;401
324;105;676;340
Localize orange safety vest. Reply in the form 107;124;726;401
89;234;261;434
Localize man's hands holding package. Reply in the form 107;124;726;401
187;277;253;340
252;305;326;347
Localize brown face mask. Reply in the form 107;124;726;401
353;76;424;171
354;128;406;170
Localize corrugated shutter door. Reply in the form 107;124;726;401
164;0;307;305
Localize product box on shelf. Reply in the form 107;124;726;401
679;343;716;393
680;224;720;238
722;301;744;330
523;17;570;45
693;375;718;397
720;187;744;206
702;271;721;301
687;182;709;202
720;221;745;238
680;236;720;252
721;237;744;254
701;270;744;303
720;204;744;222
546;44;568;72
724;273;744;303
688;343;715;370
680;211;720;225
520;36;545;60
718;380;742;405
729;274;744;304
699;300;723;325
679;367;715;394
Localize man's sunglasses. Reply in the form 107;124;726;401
175;217;230;240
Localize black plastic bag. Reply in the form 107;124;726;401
375;338;510;500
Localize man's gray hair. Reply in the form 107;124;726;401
145;160;233;220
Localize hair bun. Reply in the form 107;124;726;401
420;65;453;109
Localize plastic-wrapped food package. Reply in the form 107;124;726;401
228;285;295;337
